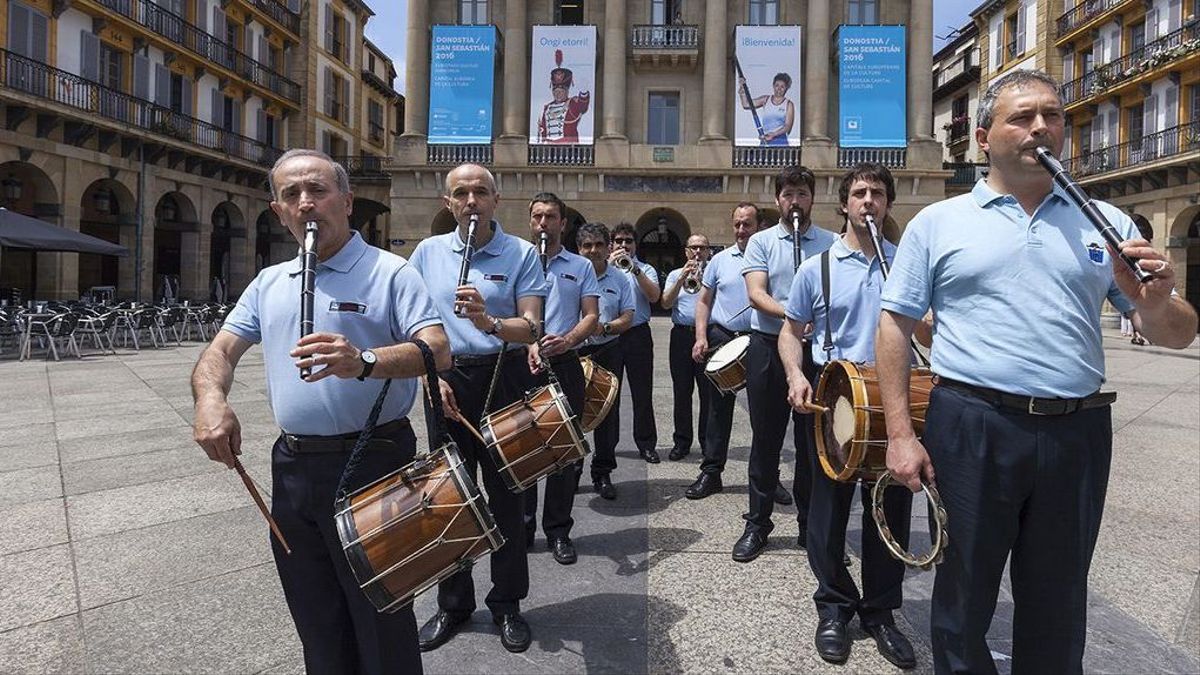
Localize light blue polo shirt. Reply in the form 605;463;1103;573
410;221;548;356
703;245;752;333
583;264;636;347
222;232;442;436
543;247;601;337
664;267;700;326
787;236;896;367
881;179;1137;398
622;256;660;326
743;221;839;335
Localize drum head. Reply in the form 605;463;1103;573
815;361;860;479
706;334;751;372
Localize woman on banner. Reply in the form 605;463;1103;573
737;72;795;146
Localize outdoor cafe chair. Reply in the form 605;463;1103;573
76;310;120;355
33;312;82;361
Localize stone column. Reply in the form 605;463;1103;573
804;0;831;141
402;0;430;138
908;0;934;142
699;0;728;142
501;0;528;139
600;0;627;139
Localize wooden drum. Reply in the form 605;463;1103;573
482;382;589;493
580;357;618;432
704;334;751;393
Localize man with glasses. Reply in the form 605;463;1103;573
733;165;837;563
660;234;712;461
610;222;662;463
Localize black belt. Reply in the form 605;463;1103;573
546;348;579;366
453;352;503;368
282;417;411;453
937;377;1117;416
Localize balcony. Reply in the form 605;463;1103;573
1056;0;1136;41
0;49;283;169
427;144;493;166
332;155;390;181
630;25;700;69
933;48;979;97
92;0;300;104
1061;23;1200;107
528;144;594;166
944;117;972;148
943;161;987;187
1063;121;1200;178
837;147;907;168
732;145;802;168
245;0;300;35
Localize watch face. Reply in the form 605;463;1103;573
362;350;377;364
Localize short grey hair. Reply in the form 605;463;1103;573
977;69;1062;130
268;149;350;199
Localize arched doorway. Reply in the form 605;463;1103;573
210;203;243;301
154;192;196;302
633;208;690;284
79;179;135;299
352;197;390;247
0;161;60;303
255;210;278;271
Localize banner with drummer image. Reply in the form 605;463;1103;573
529;25;596;145
733;25;803;147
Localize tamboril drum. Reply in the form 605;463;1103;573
580;357;618;433
813;361;934;483
704;334;751;393
335;443;503;613
482;382;589;493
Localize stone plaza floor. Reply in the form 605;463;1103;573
1;318;1197;674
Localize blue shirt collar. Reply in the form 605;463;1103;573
451;220;506;256
773;221;818;241
970;178;1070;210
289;230;368;275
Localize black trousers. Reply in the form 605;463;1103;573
618;322;657;453
807;470;911;626
669;323;709;453
699;324;738;476
579;342;623;478
743;331;818;534
925;385;1112;675
435;355;530;617
271;422;423;675
524;353;587;540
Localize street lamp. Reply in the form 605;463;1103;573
93;188;112;215
2;175;22;203
160;198;177;222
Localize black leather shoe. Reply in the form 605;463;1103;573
685;473;723;500
773;483;793;505
593;474;617;500
493;613;532;653
668;446;690;460
814;618;851;663
796;530;808;550
639;448;661;464
549;537;577;565
864;622;916;669
418;610;470;652
731;529;768;562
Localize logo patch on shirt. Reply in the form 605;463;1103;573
604;288;618;295
484;274;508;282
559;273;578;282
1086;242;1105;264
329;301;366;314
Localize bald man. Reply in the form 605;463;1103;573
660;234;713;461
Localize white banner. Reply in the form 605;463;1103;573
529;25;596;145
733;25;803;147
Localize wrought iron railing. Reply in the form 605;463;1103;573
1056;0;1134;38
946;118;972;146
93;0;300;103
1005;38;1019;61
528;144;594;166
248;0;300;34
427;144;493;165
1063;121;1200;178
0;49;283;167
331;155;390;179
630;25;700;49
732;145;803;168
837;147;907;168
943;162;987;186
1061;23;1200;105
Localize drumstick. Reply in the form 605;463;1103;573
800;401;829;415
234;459;291;555
451;413;489;447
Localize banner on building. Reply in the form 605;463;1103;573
732;25;803;147
529;25;597;145
837;25;907;148
428;25;497;144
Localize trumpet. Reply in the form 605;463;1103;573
613;251;634;272
682;260;705;294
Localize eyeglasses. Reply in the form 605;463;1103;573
685;245;707;250
613;237;635;244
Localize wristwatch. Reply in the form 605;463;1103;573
484;316;503;335
602;322;613;337
356;349;377;381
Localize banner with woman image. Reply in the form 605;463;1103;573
733;25;803;147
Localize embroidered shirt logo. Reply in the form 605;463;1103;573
329;301;367;314
484;274;508;282
560;273;578;282
1086;242;1105;264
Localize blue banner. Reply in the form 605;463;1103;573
428;25;496;144
838;25;906;148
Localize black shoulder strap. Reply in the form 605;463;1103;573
820;249;834;356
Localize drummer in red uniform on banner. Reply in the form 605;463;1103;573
536;50;590;144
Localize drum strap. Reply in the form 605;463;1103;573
415;339;453;448
334;377;393;501
820;250;834;357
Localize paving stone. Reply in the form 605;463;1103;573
0;615;86;674
0;464;62;509
55;409;187;442
66;472;249;540
0;544;77;632
0;497;68;556
0;439;60;472
57;425;195;464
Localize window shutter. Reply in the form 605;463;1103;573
195;0;206;32
1145;94;1159;135
257;108;267;142
211;88;221;125
325;5;335;53
992;23;1003;70
154;63;170;106
81;30;100;82
1063;124;1073;158
9;3;30;57
324;67;334;117
1108;29;1119;62
1063;52;1074;81
1016;4;1027;55
134;53;150;99
1165;86;1178;128
1107;110;1117;146
181;77;192;114
259;36;270;67
343;78;351;124
1167;0;1182;32
30;9;48;63
322;130;332;154
1146;9;1160;41
272;116;281;147
233;100;242;134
